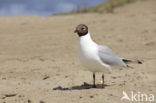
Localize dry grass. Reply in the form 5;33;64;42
55;0;143;15
90;0;143;13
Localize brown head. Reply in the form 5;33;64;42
74;24;88;37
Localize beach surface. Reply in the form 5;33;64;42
0;0;156;103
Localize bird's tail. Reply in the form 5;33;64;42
122;59;142;69
122;59;142;64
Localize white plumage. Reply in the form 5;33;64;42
78;32;127;73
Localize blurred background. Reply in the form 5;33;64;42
0;0;106;16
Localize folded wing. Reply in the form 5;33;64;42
98;45;127;66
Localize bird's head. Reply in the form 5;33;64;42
74;24;88;37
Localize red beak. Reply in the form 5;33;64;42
74;30;78;33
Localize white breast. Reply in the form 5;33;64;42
78;33;108;72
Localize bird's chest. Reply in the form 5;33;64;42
78;45;99;66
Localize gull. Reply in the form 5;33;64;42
74;24;142;88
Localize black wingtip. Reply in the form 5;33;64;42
122;59;132;63
123;59;143;64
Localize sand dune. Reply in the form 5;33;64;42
0;0;156;103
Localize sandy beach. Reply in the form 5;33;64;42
0;0;156;103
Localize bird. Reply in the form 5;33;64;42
74;24;142;88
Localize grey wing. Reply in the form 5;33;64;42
98;45;127;66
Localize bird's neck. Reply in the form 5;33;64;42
79;32;96;46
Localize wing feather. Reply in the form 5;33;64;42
98;45;126;66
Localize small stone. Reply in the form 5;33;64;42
90;96;94;98
112;77;116;79
28;99;31;103
43;75;50;80
65;76;68;78
2;77;6;80
40;58;45;61
40;100;45;103
109;94;113;96
79;96;83;99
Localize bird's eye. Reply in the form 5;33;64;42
82;27;85;30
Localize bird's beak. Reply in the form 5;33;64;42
74;30;78;33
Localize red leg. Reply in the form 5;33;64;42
102;74;104;88
93;73;96;88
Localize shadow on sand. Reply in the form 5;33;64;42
53;82;111;90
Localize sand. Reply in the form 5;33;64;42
0;0;156;103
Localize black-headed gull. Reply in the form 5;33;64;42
74;24;142;88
